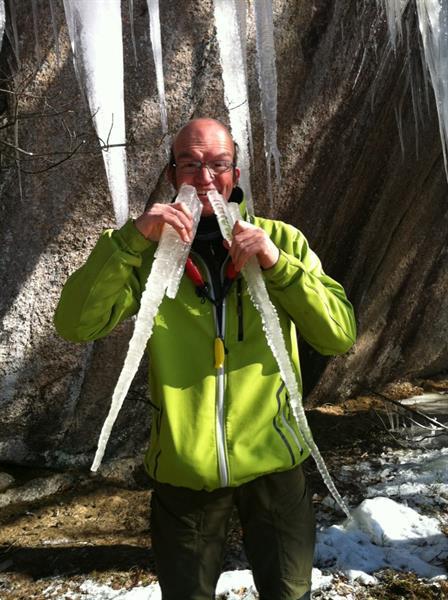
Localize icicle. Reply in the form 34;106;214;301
213;0;253;215
63;0;129;227
146;0;168;139
234;0;254;159
394;105;405;158
208;190;351;518
7;0;19;64
416;0;448;178
91;185;202;472
49;0;60;67
31;0;41;63
0;0;5;52
129;0;138;66
253;0;281;208
379;0;411;50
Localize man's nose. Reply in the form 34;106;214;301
196;164;214;183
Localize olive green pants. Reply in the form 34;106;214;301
150;465;315;600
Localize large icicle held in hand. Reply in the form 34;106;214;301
146;0;168;137
63;0;129;227
91;185;202;472
416;0;448;177
208;190;351;518
253;0;281;204
213;0;254;215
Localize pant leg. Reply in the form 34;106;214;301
150;480;234;600
235;465;315;600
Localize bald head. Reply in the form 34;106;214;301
172;118;235;159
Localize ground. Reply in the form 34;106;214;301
0;382;447;599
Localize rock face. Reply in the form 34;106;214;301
0;1;447;467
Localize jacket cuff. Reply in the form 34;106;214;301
115;219;153;253
263;249;306;287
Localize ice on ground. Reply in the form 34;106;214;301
63;0;129;226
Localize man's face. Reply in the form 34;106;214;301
170;119;240;217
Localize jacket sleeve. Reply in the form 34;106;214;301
262;221;356;356
54;220;153;343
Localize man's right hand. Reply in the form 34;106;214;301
134;202;193;243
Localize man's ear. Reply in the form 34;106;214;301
233;166;241;186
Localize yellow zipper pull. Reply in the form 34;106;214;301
214;337;225;369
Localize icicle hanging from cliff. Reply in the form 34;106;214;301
146;0;168;139
253;0;281;206
0;0;5;52
62;0;129;227
380;0;411;49
416;0;448;176
213;0;253;215
235;0;254;158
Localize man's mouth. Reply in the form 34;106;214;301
196;189;215;199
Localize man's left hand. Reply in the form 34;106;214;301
225;221;280;272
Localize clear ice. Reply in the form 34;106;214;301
62;0;129;227
379;0;410;49
213;0;254;215
91;185;202;472
253;0;281;205
208;190;351;518
146;0;168;138
0;0;5;52
416;0;448;177
7;0;19;63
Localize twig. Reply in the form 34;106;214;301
367;390;448;431
373;409;410;448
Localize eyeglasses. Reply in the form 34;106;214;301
172;160;235;175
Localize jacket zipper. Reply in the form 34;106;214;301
191;252;230;487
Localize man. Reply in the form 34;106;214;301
55;118;356;600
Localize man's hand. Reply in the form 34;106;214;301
226;221;280;271
134;202;193;243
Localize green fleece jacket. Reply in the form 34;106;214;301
54;213;356;491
